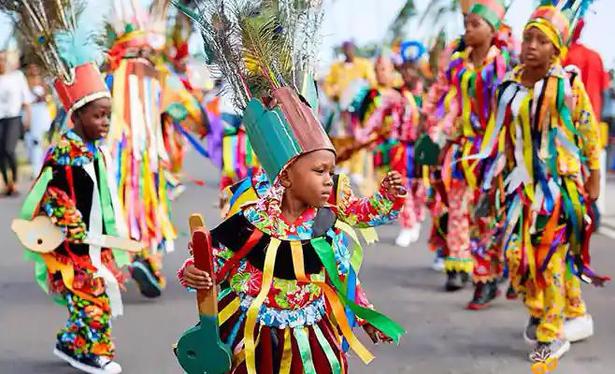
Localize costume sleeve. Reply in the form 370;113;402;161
39;165;87;243
572;78;602;171
332;174;405;228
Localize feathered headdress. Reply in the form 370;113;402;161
176;0;334;182
526;0;594;56
106;0;171;68
0;0;109;113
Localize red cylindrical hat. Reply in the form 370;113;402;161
54;63;111;113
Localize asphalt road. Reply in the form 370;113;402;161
1;150;614;374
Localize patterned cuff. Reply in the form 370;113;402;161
378;185;407;211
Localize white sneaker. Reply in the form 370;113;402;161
54;345;122;374
529;339;570;363
564;314;594;343
431;256;445;272
395;226;420;247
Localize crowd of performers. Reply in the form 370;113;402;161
317;0;609;366
4;0;611;373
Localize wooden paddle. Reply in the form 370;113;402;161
11;216;143;253
175;214;232;374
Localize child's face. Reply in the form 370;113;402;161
282;150;336;208
400;63;420;88
73;97;112;141
521;26;558;70
464;13;494;48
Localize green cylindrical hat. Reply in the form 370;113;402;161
469;0;506;30
242;86;336;182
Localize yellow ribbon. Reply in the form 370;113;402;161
520;94;535;202
244;238;280;374
291;241;308;282
222;136;234;177
157;165;177;240
460;69;475;138
358;227;378;245
444;87;457;117
279;328;293;374
218;297;241;326
42;254;101;306
461;141;477;189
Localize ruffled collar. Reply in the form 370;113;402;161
243;203;320;240
453;44;502;70
46;130;96;167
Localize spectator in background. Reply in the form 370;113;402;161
25;62;53;179
0;50;32;197
564;19;608;122
603;69;615;171
322;41;377;190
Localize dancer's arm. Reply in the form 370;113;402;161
331;172;406;228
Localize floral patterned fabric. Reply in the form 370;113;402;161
57;291;114;359
41;186;87;242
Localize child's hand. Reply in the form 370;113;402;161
381;171;407;197
182;264;214;290
363;324;393;344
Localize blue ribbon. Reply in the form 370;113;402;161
174;121;210;158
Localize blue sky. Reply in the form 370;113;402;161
2;0;614;69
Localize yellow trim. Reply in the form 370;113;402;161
279;328;293;374
218;297;241;326
291;241;308;282
244;239;280;374
600;122;609;149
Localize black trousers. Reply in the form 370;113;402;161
0;116;22;185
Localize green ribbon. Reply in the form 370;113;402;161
310;237;406;343
19;167;53;220
557;78;579;136
19;167;54;295
293;327;317;374
245;138;254;167
97;155;130;268
313;323;342;374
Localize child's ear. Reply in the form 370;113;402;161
279;170;292;188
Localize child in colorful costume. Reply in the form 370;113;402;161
176;1;407;372
105;0;177;298
6;1;129;371
352;53;425;247
473;0;607;361
423;0;511;308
